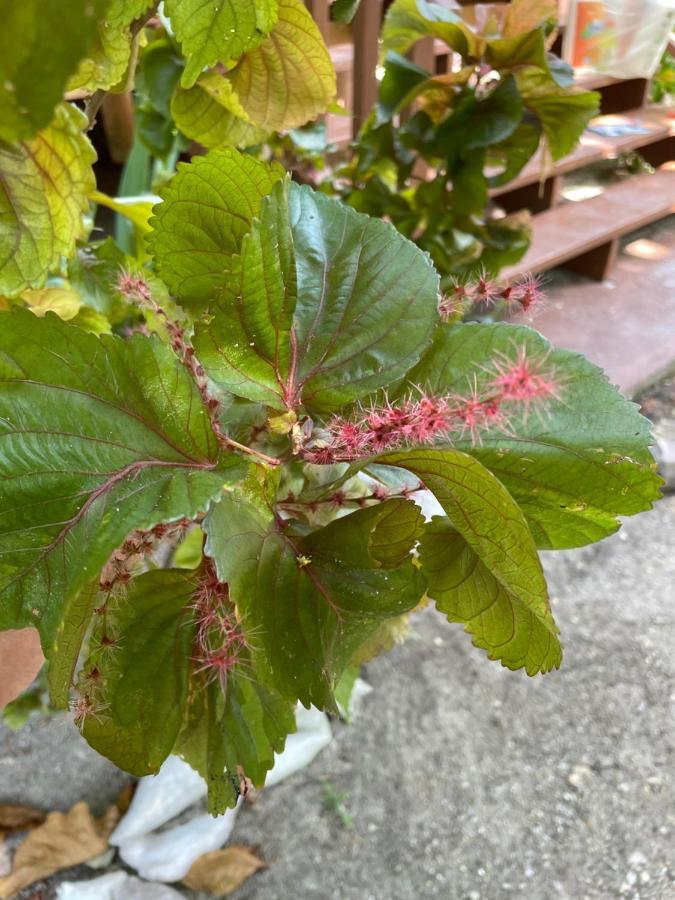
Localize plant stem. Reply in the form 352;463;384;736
223;437;281;468
84;7;158;129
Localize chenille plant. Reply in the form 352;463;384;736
0;0;662;815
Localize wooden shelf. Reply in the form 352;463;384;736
490;106;675;202
500;164;675;281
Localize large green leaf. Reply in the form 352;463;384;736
227;0;336;131
431;75;524;164
68;0;154;92
177;672;295;814
487;121;541;188
204;496;426;709
0;0;105;141
148;149;284;305
193;179;440;413
171;73;268;150
167;0;279;89
80;570;196;775
419;517;561;674
0;308;245;704
402;323;661;548
382;0;471;57
0;104;96;297
377;52;431;124
516;68;599;160
377;448;558;675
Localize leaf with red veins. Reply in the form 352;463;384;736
0;309;246;706
193;178;440;416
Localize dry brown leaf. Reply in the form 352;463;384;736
0;804;46;834
0;801;120;898
182;845;267;896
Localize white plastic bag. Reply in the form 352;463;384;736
563;0;675;79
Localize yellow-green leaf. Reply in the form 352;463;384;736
0;0;105;141
171;73;268;149
0;104;96;297
166;0;279;89
229;0;336;131
68;0;153;92
22;286;82;321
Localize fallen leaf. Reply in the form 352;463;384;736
0;804;45;834
0;801;120;898
182;845;267;896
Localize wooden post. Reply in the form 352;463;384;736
304;0;330;38
563;238;620;281
409;36;435;72
352;0;382;135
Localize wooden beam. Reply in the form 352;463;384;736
304;0;330;38
352;0;382;135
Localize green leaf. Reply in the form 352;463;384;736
80;570;196;776
516;68;599;160
204;496;426;709
0;308;246;705
485;28;548;71
377;449;557;674
148;148;284;305
166;0;278;89
487;121;541;187
193;179;440;414
419;517;561;674
0;0;105;141
228;0;336;131
377;52;431;124
432;76;524;164
382;0;470;57
67;238;129;318
402;323;662;548
331;0;361;24
0;103;96;297
171;72;268;150
69;0;154;92
177;672;295;814
450;150;487;218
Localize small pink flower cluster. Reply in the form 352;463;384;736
439;273;544;321
304;349;560;464
191;562;248;690
116;270;152;304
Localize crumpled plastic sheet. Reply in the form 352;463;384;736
56;871;184;899
108;703;333;882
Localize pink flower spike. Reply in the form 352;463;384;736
512;273;546;317
490;348;561;416
470;275;500;307
116;270;152;304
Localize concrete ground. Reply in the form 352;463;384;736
1;495;673;900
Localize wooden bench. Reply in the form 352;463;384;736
500;163;675;282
